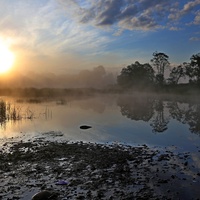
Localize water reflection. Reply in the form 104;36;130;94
1;94;200;140
168;101;200;134
117;95;200;134
151;100;169;133
0;98;52;134
117;95;154;121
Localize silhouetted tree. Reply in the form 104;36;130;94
117;61;154;88
151;52;170;85
78;65;114;88
93;65;106;76
186;53;200;84
168;63;187;85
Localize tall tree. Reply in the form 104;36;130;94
168;63;187;85
117;61;154;88
151;52;170;85
186;53;200;84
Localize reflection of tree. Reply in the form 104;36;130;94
78;97;106;113
185;105;200;134
167;101;186;123
150;100;169;133
118;95;200;135
117;96;154;122
168;101;200;135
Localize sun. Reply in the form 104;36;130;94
0;43;15;73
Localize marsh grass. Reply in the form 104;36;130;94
0;100;22;123
0;100;36;126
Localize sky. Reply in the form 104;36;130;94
0;0;200;75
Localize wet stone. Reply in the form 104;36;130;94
32;190;58;200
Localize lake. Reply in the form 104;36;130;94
1;93;200;153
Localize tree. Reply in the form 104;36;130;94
151;52;170;85
117;61;154;88
168;63;187;85
186;53;200;84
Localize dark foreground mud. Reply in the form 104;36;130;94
0;139;200;200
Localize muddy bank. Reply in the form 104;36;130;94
0;139;200;200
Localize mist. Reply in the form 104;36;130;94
0;66;116;89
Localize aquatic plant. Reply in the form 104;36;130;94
0;100;22;124
0;100;6;124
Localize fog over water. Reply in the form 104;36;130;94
1;93;200;154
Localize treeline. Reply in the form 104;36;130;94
117;52;200;93
0;87;97;98
0;65;115;89
0;87;121;98
0;52;200;96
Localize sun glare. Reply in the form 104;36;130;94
0;43;15;73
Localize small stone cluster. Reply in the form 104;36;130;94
0;140;200;199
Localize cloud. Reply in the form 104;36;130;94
76;0;171;31
182;0;200;13
0;0;110;58
168;0;200;21
57;0;200;33
193;10;200;24
189;37;200;41
169;26;182;31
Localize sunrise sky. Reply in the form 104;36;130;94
0;0;200;75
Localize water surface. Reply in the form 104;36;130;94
1;94;200;153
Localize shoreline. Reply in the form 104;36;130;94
0;137;200;199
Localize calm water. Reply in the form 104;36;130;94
1;94;200;152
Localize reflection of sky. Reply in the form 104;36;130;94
0;95;200;153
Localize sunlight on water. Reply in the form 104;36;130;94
0;94;200;153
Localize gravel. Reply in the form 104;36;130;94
0;138;200;199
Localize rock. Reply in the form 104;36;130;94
171;175;175;179
32;190;58;200
157;154;170;161
80;125;92;130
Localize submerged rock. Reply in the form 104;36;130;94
80;125;92;130
32;190;58;200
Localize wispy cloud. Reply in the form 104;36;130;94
190;36;200;41
0;0;199;73
62;0;172;31
169;26;183;31
193;10;200;24
0;0;110;57
1;0;199;52
57;0;200;33
168;0;200;21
